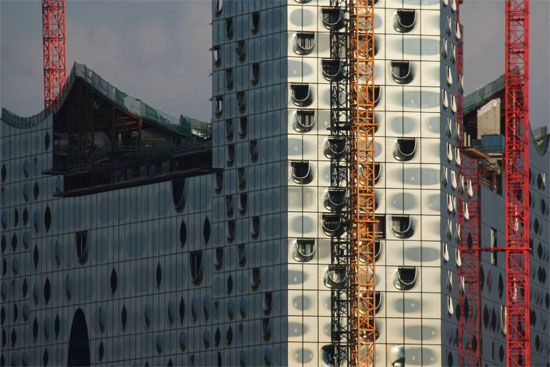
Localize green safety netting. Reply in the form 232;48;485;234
464;74;505;115
2;62;208;137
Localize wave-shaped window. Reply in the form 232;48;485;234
214;96;223;116
237;167;246;190
394;9;416;33
225;18;233;40
225;119;234;141
291;160;313;184
294;110;315;132
393;138;417;161
215;0;223;16
322;59;345;81
251;63;259;86
171;179;186;212
236;40;246;62
215;172;223;193
251;11;259;34
294;32;315;55
212;46;221;67
322;214;346;237
214;248;223;270
226;144;235;166
291;84;313;107
391;61;414;84
190;251;204;286
225;68;234;90
391;215;414;238
238;193;247;214
227;220;235;242
251;216;260;239
262;292;273;316
250;267;261;291
325;188;348;211
249;140;258;162
324;137;348;159
237;91;246;113
443;242;450;262
324;265;348;288
393;266;417;290
293;238;316;262
322;7;344;30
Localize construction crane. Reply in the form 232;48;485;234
350;0;377;365
42;0;67;108
458;0;530;366
504;0;530;365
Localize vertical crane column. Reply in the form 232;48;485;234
349;0;377;365
42;0;67;108
504;0;530;366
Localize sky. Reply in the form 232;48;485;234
1;0;548;129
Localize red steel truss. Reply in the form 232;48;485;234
504;0;530;365
42;0;67;108
458;156;482;367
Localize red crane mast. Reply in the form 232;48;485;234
504;0;530;365
42;0;67;108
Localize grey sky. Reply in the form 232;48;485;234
1;0;548;128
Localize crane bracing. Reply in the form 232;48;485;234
42;0;67;108
504;0;530;365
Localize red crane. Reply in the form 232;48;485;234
42;0;67;108
504;0;530;365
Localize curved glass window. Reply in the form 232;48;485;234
294;32;315;55
250;216;260;239
215;0;223;15
225;68;234;90
291;161;313;184
324;265;348;288
322;214;346;237
225;18;233;40
227;220;235;241
324;137;348;159
374;163;382;183
294;110;315;133
238;193;247;214
236;40;246;62
75;231;88;265
322;59;344;81
236;91;246;113
212;46;221;66
251;11;259;34
171;179;186;212
214;248;223;270
190;251;204;286
250;267;261;291
225;119;234;141
393;266;417;290
391;215;414;238
293;238;316;262
290;84;313;107
325;188;348;211
227;144;235;166
249;140;258;162
237;168;246;190
322;7;344;30
262;292;273;316
391;60;414;84
214;96;223;116
322;345;336;367
394;9;416;33
393;138;417;161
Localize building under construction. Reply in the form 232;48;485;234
1;0;549;366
